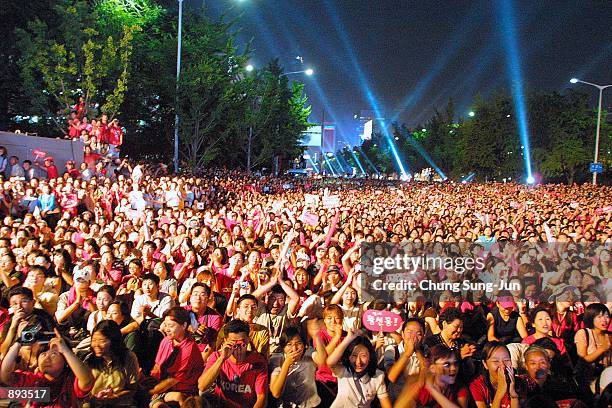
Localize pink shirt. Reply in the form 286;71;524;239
152;335;204;394
205;350;268;408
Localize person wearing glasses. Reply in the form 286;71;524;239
199;319;268;408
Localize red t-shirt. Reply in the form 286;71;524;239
98;123;109;143
107;127;123;146
469;374;512;408
11;369;91;408
205;350;268;408
152;335;203;394
45;165;59;179
522;335;567;355
416;385;468;407
84;152;103;170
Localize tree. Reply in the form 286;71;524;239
541;134;590;185
15;0;139;133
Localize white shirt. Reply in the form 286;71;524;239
130;292;174;320
330;365;389;408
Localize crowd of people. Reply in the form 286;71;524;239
0;138;609;407
66;97;124;159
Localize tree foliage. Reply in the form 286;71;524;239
15;0;138;133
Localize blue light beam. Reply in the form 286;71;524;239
497;0;533;182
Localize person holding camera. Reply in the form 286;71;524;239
183;283;222;352
199;319;268;408
0;328;94;407
0;286;54;360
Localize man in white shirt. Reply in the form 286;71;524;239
130;273;174;323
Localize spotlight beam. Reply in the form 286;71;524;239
324;0;409;177
497;0;533;183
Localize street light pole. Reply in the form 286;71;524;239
173;0;184;174
570;78;612;185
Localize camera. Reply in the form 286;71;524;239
19;323;54;345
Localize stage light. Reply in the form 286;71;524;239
468;111;475;117
569;78;578;84
497;0;533;184
526;176;535;184
305;68;314;76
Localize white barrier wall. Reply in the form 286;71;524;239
0;132;84;172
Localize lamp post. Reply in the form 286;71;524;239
570;78;612;185
280;68;314;77
173;0;184;174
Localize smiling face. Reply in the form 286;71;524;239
430;355;459;385
484;346;511;382
91;331;111;357
162;316;187;343
349;344;371;374
442;318;463;340
525;350;550;383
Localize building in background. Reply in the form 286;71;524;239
322;122;336;153
355;110;386;141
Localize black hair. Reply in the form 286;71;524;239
97;284;116;299
108;300;130;320
237;293;257;306
402;317;425;333
439;307;463;325
86;320;128;370
279;326;306;349
162;307;191;326
8;286;33;301
532;337;560;355
529;305;552;325
186;284;209;301
141;273;160;286
224;319;250;336
341;335;378;377
583;303;610;329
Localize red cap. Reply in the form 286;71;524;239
44;156;54;162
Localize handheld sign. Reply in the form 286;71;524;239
32;149;47;160
304;194;320;209
300;212;319;226
322;195;340;209
362;310;402;333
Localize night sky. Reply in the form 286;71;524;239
202;0;612;146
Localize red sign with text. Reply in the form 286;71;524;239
362;310;403;333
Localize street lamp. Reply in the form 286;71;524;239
173;0;184;174
245;64;254;72
570;77;612;185
280;69;314;77
468;111;475;117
